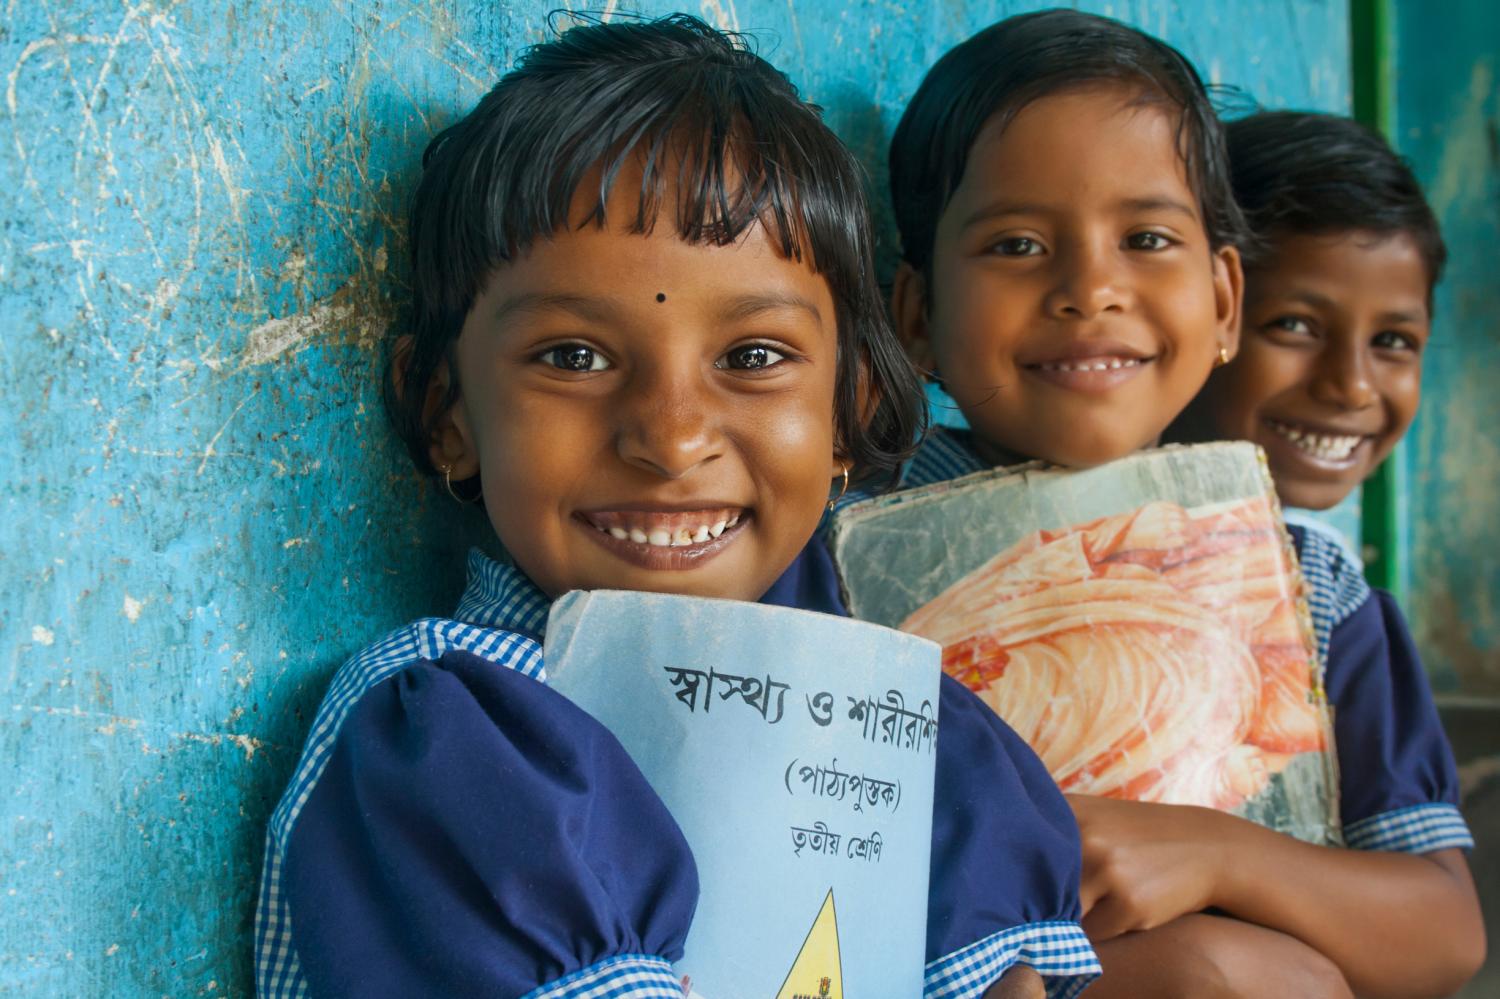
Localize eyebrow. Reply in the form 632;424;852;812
1274;289;1427;324
960;195;1199;230
486;289;824;327
717;291;824;324
489;292;616;326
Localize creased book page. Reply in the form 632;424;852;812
831;441;1341;847
547;592;941;998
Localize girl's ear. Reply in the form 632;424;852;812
890;262;936;375
404;339;479;480
1211;245;1245;362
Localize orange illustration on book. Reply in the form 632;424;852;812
901;497;1325;810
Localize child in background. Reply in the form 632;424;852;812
256;15;1094;999
1174;111;1441;514
884;11;1483;998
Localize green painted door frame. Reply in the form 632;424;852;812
1350;0;1407;603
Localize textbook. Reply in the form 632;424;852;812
546;591;942;998
830;441;1341;847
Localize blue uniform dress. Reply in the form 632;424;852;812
898;426;1474;856
255;552;696;999
763;533;1100;999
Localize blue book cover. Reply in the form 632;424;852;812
546;591;941;998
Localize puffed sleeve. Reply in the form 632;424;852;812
1325;589;1474;854
281;649;698;998
924;675;1100;999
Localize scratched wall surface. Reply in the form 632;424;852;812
1393;1;1500;698
0;2;1346;995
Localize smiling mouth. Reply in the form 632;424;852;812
1022;353;1156;393
1264;419;1371;464
577;507;748;569
1033;356;1148;373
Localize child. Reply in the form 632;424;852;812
1174;111;1442;515
883;11;1483;998
255;15;1096;999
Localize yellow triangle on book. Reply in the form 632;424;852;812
775;888;843;999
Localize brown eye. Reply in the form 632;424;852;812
992;236;1041;256
716;344;787;371
1372;330;1419;353
1125;231;1172;251
540;344;609;372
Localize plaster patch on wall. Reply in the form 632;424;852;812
239;286;389;368
1428;60;1496;217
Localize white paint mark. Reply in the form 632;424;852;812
31;626;54;646
699;0;741;34
122;594;143;623
281;537;308;549
105;944;119;957
1428;60;1495;217
240;290;387;368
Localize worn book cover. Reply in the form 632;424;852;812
830;442;1341;847
546;591;942;998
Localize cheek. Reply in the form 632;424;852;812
740;390;837;499
1383;369;1423;431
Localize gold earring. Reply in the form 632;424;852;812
436;463;476;505
828;463;850;513
1215;346;1231;367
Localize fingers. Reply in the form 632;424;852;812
1081;892;1143;943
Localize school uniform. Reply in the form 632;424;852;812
255;552;694;999
763;537;1101;999
258;548;1100;999
895;425;1473;856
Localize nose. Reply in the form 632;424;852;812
1308;341;1379;411
1044;240;1129;319
614;363;724;479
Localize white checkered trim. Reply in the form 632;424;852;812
924;921;1100;999
522;954;685;998
256;554;548;998
1344;802;1474;854
1294;520;1371;666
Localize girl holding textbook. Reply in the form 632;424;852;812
255;15;1095;999
848;10;1481;999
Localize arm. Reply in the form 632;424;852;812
1071;795;1484;999
1085;913;1351;999
926;676;1100;999
277;652;698;998
983;965;1045;999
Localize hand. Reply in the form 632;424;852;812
1069;794;1240;940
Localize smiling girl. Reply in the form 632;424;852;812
255;15;1093;999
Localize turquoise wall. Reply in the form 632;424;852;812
1;2;1347;995
1392;1;1500;698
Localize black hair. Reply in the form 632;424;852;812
889;8;1248;273
1227;110;1445;295
386;12;924;488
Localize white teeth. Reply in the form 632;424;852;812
629;528;648;544
710;521;726;538
727;514;740;528
1039;357;1141;373
693;525;710;543
647;529;672;547
609;527;628;540
1268;421;1363;461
